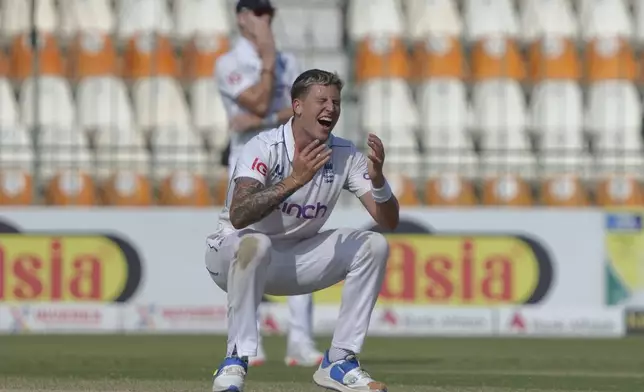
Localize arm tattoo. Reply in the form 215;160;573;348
229;177;298;229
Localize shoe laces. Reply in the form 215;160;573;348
215;357;247;377
345;355;373;380
221;364;246;377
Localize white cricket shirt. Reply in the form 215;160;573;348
210;118;372;243
215;37;300;160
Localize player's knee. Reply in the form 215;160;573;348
365;232;390;266
237;231;272;265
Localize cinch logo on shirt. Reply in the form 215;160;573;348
277;202;328;219
251;158;268;176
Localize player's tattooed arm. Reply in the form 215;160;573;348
229;177;300;229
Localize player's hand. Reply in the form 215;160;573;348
367;133;386;184
290;139;332;186
248;15;276;65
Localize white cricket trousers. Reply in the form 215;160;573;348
204;228;389;357
227;157;315;349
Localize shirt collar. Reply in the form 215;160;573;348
284;118;334;163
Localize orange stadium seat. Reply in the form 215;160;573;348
471;37;526;82
0;170;33;205
123;33;179;80
0;51;9;76
595;176;644;206
540;175;589;207
585;37;638;82
213;177;230;205
10;33;64;83
45;170;96;206
101;172;153;206
482;175;533;206
355;36;411;84
389;174;422;206
67;32;118;81
412;35;467;81
424;175;477;206
158;172;212;207
182;34;229;82
528;37;581;82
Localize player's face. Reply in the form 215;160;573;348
298;84;341;141
237;9;273;34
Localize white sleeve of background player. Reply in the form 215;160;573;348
215;57;257;100
344;150;372;198
231;137;271;185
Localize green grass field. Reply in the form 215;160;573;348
1;335;643;392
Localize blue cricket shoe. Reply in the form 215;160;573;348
313;351;387;392
212;356;248;392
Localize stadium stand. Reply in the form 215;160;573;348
1;0;644;206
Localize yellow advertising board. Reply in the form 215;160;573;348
604;210;644;307
266;233;554;306
0;234;141;303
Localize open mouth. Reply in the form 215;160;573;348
317;117;333;128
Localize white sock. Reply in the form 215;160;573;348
328;346;354;362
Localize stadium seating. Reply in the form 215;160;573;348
406;0;462;41
1;0;644;206
67;32;119;81
540;175;590;207
59;0;115;39
579;0;632;41
174;0;232;43
10;33;64;83
1;0;58;40
0;125;34;205
527;37;581;82
116;0;173;43
424;174;478;206
464;0;519;42
519;0;578;44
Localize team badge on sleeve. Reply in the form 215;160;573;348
227;72;242;85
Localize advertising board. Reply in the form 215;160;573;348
272;209;605;307
0;234;139;302
604;209;644;308
0;303;122;334
121;304;229;333
625;308;644;335
252;305;496;336
0;208;604;310
367;307;495;336
0;209;225;306
0;303;625;338
497;307;625;337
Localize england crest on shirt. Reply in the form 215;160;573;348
323;162;334;183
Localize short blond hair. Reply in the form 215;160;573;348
290;69;344;101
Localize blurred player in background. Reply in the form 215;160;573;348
214;0;322;367
206;69;398;392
